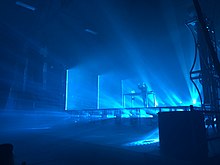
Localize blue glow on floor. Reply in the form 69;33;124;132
125;139;159;146
124;128;159;147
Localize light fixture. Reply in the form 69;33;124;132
16;1;36;11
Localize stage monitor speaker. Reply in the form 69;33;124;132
158;111;208;161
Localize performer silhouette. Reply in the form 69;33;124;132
138;82;148;107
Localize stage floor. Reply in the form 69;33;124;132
0;110;220;165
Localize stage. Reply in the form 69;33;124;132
66;106;197;121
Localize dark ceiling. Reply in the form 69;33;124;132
0;0;219;73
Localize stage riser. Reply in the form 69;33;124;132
67;106;196;119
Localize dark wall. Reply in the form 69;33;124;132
0;24;66;110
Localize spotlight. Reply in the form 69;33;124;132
155;100;158;107
192;99;197;105
131;90;135;93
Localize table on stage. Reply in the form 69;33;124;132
122;91;156;108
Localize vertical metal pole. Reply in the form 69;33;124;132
97;75;100;109
65;70;69;110
121;80;124;108
153;93;156;107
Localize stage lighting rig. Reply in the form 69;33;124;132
186;0;220;132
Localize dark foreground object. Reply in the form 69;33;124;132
0;143;14;165
158;111;208;161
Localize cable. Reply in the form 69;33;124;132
185;22;203;109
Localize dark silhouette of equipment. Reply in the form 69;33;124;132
158;111;208;161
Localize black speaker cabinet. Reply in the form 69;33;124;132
158;111;208;161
